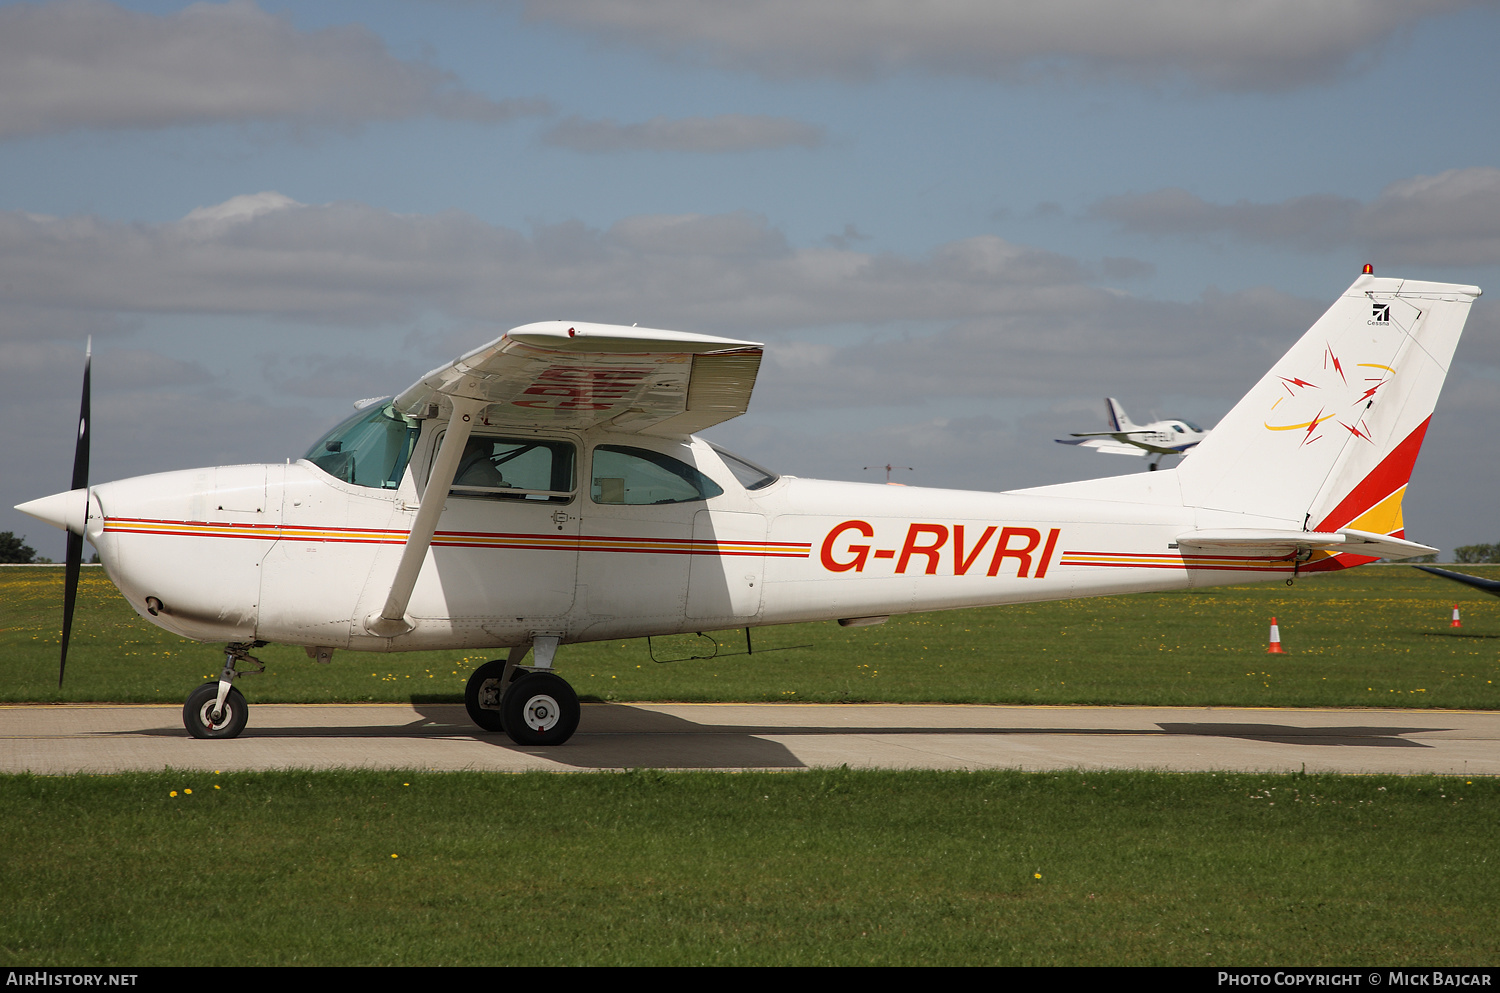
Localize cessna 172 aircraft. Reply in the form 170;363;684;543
16;268;1481;745
1056;398;1209;469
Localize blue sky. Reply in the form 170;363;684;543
4;0;1499;559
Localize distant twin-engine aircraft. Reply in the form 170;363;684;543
1057;398;1209;470
17;269;1480;746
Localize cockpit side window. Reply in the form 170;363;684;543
591;445;724;505
304;401;420;490
446;434;576;503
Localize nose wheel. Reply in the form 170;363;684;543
182;642;261;739
184;683;248;739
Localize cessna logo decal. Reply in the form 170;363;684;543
1370;303;1391;325
820;520;1061;578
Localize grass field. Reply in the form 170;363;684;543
1;768;1494;966
2;563;1498;709
4;565;1499;967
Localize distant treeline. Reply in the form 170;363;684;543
1454;544;1500;563
0;531;38;564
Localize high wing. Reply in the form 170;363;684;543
1056;437;1150;456
369;321;763;637
1067;430;1157;437
392;321;763;438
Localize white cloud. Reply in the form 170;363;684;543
542;113;824;152
0;195;1091;331
1092;167;1500;265
508;0;1478;90
0;193;1352;421
752;285;1325;410
0;0;547;139
0;192;1360;422
3;192;1487;413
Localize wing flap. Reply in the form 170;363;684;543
394;321;763;436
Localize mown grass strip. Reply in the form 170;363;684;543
0;769;1494;966
3;565;1499;708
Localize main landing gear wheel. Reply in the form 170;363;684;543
184;683;248;739
464;659;509;733
501;671;580;747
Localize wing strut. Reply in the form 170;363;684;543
365;397;484;637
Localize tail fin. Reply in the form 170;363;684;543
1178;274;1480;542
1105;398;1133;432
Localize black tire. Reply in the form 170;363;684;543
464;659;509;733
183;683;249;739
501;671;580;746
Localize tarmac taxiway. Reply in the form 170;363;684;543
3;702;1497;775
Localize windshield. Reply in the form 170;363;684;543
304;401;421;489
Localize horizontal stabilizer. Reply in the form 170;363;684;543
1414;566;1500;598
1178;528;1437;560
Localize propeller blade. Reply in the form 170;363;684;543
59;340;91;687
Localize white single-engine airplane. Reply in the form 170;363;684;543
1056;398;1209;469
17;268;1481;745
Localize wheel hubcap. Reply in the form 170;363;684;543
198;700;231;731
522;693;561;732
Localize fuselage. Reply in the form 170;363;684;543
77;416;1295;653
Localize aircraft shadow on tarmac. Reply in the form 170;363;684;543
1153;724;1438;747
121;703;1446;768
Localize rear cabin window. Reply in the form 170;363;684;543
590;445;724;505
447;435;576;503
709;444;779;490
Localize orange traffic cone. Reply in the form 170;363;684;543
1451;604;1462;628
1267;617;1285;654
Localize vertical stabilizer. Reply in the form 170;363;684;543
1177;275;1480;546
1105;397;1132;432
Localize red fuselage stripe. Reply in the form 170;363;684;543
102;518;812;557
